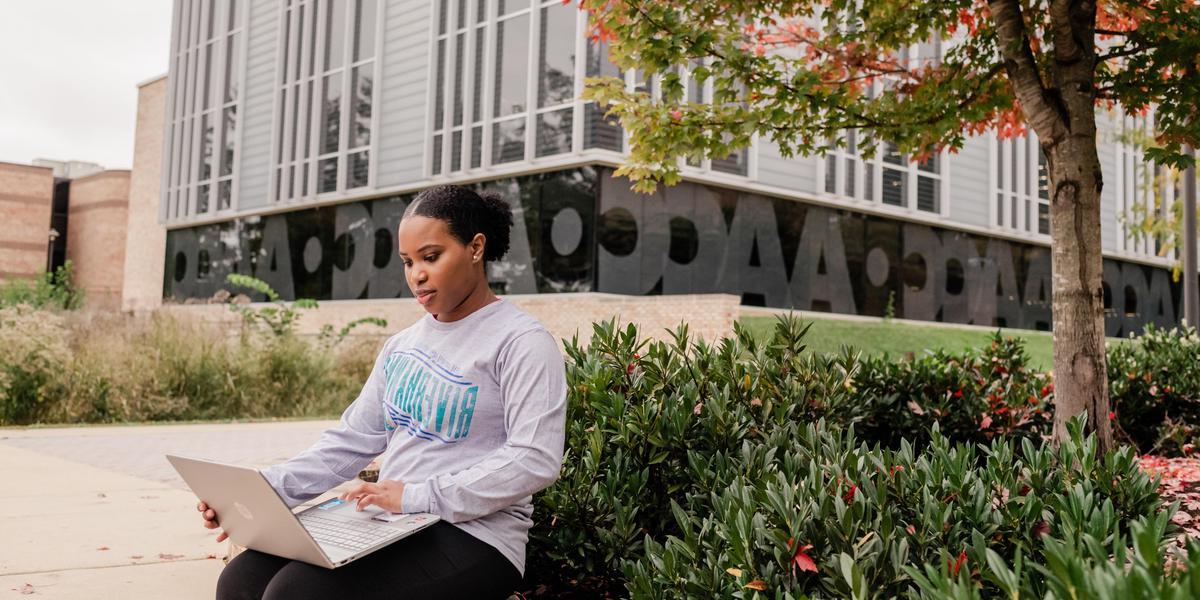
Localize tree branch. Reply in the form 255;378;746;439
988;0;1069;144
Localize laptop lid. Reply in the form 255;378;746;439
166;454;333;568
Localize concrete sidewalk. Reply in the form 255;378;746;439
0;420;339;599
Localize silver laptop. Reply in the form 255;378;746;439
166;454;440;569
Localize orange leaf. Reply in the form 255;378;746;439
744;580;768;591
726;567;744;577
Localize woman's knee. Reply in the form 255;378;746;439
261;562;346;600
216;551;288;600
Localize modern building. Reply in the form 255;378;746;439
157;0;1192;336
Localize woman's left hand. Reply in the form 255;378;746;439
339;479;406;513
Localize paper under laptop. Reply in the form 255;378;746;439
166;454;439;569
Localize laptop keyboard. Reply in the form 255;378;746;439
298;512;399;553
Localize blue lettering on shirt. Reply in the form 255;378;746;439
381;350;478;443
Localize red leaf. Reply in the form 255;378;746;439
950;550;968;576
792;544;818;574
844;484;857;504
979;414;993;430
17;583;35;595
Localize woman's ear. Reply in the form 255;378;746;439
470;233;487;263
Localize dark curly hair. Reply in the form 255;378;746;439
403;184;514;262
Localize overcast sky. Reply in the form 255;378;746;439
0;1;173;170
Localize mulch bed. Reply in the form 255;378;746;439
1140;456;1200;550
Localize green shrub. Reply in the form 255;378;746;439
1108;325;1200;455
854;334;1054;450
525;317;1174;598
0;261;82;310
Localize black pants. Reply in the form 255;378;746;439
216;522;521;600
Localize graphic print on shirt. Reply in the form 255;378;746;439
381;348;478;443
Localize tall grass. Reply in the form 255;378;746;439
0;306;380;425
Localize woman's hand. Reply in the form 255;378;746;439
339;479;406;513
197;501;228;542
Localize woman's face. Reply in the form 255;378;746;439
397;215;485;316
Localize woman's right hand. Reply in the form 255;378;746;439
197;501;229;542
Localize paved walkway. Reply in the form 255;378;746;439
0;420;339;599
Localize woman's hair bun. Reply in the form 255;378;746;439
405;184;514;262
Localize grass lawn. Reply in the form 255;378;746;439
739;315;1065;370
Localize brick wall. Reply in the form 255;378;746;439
122;76;168;313
67;171;131;311
0;162;54;282
159;292;740;348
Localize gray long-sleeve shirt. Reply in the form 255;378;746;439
262;299;568;575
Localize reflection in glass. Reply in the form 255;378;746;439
198;183;209;214
319;157;337;192
218;179;231;210
431;134;443;174
321;72;342;154
538;4;575;108
451;130;463;171
350;66;372;147
224;33;240;103
493;119;525;163
434;39;446;127
917;176;938;212
471;125;482;168
536;109;572;157
472;27;485;122
494;14;529;118
348;151;369;188
354;0;377;62
583;103;621;151
200;114;213;180
325;0;346;70
453;33;465;126
882;168;905;206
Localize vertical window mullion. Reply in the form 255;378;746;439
280;6;299;201
338;0;356;192
440;0;456;173
295;0;314;198
461;1;475;170
523;3;540;161
571;3;585;154
309;0;328;195
480;0;495;167
369;0;385;185
1015;136;1026;233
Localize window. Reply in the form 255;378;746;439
1115;114;1176;258
431;0;581;174
818;39;943;214
164;0;243;221
273;0;377;202
993;133;1050;236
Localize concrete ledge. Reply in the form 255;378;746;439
159;292;741;347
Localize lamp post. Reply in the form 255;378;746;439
1185;145;1198;328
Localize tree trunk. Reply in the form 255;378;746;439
990;0;1113;453
1046;139;1112;453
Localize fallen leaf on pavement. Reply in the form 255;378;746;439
158;553;185;560
96;493;106;498
130;555;143;560
139;495;159;500
17;583;35;594
97;546;110;551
